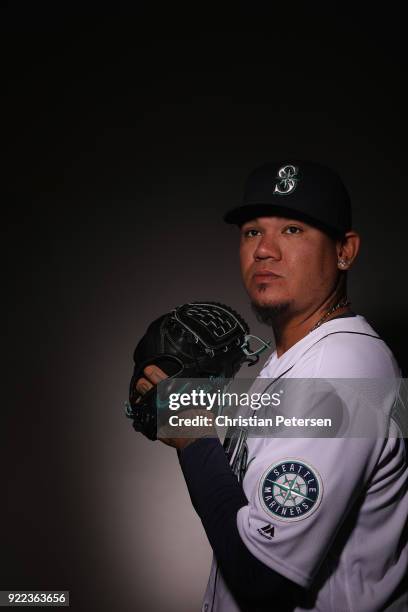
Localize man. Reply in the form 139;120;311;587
136;161;407;611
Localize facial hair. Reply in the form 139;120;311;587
251;301;291;327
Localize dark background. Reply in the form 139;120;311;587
4;4;407;611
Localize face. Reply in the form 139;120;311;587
240;216;340;318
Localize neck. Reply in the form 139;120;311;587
273;296;351;358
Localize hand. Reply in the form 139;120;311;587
135;365;216;450
135;364;169;396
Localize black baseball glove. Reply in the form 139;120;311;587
125;301;270;440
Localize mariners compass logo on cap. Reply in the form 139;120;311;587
273;164;299;195
259;459;323;522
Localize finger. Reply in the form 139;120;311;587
135;377;154;395
143;365;169;384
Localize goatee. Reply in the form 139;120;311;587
251;301;290;326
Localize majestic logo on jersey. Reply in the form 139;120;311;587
258;523;275;540
259;459;322;521
273;164;299;195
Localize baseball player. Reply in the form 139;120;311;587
134;161;408;611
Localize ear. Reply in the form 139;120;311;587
336;231;361;270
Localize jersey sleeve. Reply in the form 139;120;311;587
235;375;395;589
236;433;387;588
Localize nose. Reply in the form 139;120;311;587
253;233;282;261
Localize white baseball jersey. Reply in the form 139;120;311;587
202;315;408;612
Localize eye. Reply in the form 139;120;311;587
283;225;303;235
242;228;261;238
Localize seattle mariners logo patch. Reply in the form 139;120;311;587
274;164;299;195
259;459;322;522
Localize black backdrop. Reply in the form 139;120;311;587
4;5;408;611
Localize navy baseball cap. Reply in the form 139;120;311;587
224;160;352;238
